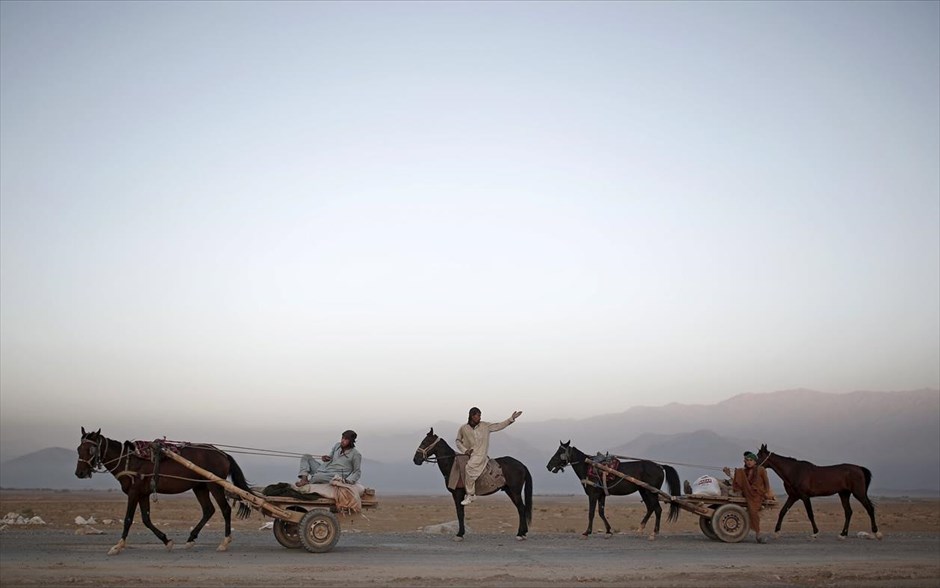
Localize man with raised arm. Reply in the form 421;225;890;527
455;407;522;506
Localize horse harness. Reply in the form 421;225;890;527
559;445;625;495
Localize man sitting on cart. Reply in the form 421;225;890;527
296;430;362;486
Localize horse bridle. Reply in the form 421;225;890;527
77;437;106;472
78;436;131;475
555;444;583;471
414;435;447;464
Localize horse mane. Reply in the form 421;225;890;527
769;451;819;468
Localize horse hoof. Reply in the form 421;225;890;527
838;535;846;541
166;540;174;551
515;535;526;541
182;541;195;549
647;534;656;542
107;546;122;556
452;536;464;542
604;533;613;540
875;532;883;540
217;537;232;551
809;534;818;540
579;534;589;540
773;532;780;539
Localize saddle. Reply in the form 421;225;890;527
131;438;184;461
586;452;620;495
131;439;186;494
448;455;506;495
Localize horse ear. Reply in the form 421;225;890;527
81;427;86;435
564;440;570;446
95;428;101;436
429;427;434;435
761;443;767;451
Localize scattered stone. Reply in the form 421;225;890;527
75;526;104;535
420;521;470;534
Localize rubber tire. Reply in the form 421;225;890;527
711;504;750;543
299;508;341;553
272;506;307;549
699;516;720;541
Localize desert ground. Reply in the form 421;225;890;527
1;490;938;587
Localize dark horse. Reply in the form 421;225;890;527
547;441;681;540
413;428;533;541
75;427;252;555
756;443;881;539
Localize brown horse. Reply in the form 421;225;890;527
75;427;252;555
756;443;881;540
413;428;533;541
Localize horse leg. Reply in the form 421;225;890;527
137;494;173;550
210;484;234;551
838;491;852;539
596;494;613;537
505;487;527;540
647;493;662;541
636;492;653;534
774;495;798;537
452;491;466;541
583;492;597;538
801;497;819;538
184;484;216;548
110;493;140;555
853;489;881;539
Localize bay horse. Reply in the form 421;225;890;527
75;427;252;555
756;443;881;539
413;428;533;541
547;441;681;540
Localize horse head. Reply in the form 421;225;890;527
546;440;572;473
756;443;771;463
75;427;103;478
413;428;439;465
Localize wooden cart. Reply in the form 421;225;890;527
158;448;377;552
584;458;775;543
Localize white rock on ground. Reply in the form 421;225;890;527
420;521;471;534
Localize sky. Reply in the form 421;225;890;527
1;1;938;459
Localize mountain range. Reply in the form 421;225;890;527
2;389;937;495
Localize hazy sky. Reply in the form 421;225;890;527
1;1;938;457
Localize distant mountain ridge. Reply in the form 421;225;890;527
3;389;937;494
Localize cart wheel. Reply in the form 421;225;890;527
299;508;341;553
699;515;720;541
273;507;307;549
711;504;749;543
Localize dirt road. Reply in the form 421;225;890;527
1;492;938;587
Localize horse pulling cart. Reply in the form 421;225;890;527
158;448;377;553
584;458;775;543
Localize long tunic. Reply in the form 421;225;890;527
732;465;773;533
299;442;362;484
455;417;515;481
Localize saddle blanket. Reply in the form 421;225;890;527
447;455;506;495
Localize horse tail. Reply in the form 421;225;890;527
662;464;681;523
524;466;533;525
225;453;254;520
861;466;873;491
226;453;252;492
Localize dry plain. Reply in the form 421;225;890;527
1;490;938;587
